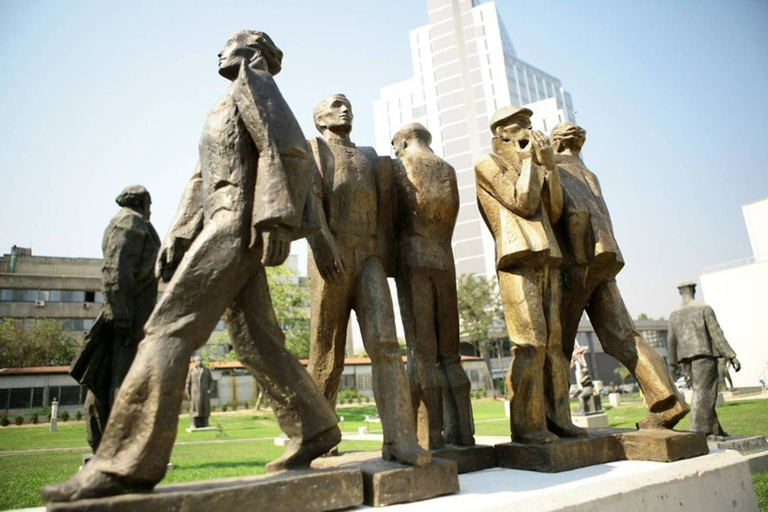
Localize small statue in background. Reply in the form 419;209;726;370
186;355;212;429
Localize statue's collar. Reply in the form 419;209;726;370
325;137;356;149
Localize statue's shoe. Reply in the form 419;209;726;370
266;425;342;473
547;418;587;438
513;430;559;445
382;440;432;467
42;466;151;503
637;396;690;430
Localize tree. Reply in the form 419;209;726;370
0;319;80;368
614;364;631;384
456;273;503;398
266;264;311;359
637;313;649;321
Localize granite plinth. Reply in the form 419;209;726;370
571;412;609;428
186;426;217;433
47;468;363;512
708;435;768;455
496;428;708;472
431;444;496;474
311;451;458;507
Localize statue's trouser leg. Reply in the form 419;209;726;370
84;390;108;453
110;339;138;409
396;268;443;449
587;280;678;411
498;267;550;440
307;248;354;409
434;270;475;446
690;357;723;436
90;211;262;485
225;263;338;442
354;256;419;450
542;269;575;431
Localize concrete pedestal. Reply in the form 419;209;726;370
571;413;609;429
311;451;458;507
608;393;621;407
47;468;363;512
431;444;496;474
185;426;217;433
386;450;758;511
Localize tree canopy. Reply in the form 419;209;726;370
0;319;80;368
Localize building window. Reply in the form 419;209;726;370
49;290;61;302
0;290;12;302
61;290;86;303
356;374;372;390
412;105;427;117
85;291;96;303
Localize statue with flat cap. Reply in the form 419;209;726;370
475;106;582;444
44;30;340;503
668;281;740;437
70;185;160;453
391;123;475;449
550;122;689;430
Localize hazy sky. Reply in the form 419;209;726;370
1;0;766;319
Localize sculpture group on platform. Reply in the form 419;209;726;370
45;29;710;508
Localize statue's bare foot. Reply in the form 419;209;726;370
547;418;587;438
637;397;689;430
513;430;559;445
382;440;432;467
266;426;341;473
42;465;151;503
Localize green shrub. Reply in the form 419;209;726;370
243;401;250;409
60;410;70;422
14;415;24;426
363;396;370;403
211;404;217;412
221;404;228;412
356;396;362;404
231;402;238;411
75;410;82;421
0;414;9;427
31;413;39;424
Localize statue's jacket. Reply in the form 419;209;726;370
474;152;561;271
668;303;737;365
164;64;320;257
554;154;623;277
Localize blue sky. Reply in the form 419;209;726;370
0;0;766;318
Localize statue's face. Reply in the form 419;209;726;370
142;195;152;221
317;97;353;132
493;114;532;161
193;355;202;366
393;136;409;159
217;38;255;80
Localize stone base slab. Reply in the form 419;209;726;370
708;435;768;455
745;450;768;474
431;444;496;474
47;468;363;512
186;426;218;433
311;451;458;507
496;428;708;473
388;450;758;511
571;412;609;429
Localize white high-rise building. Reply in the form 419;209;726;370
374;0;576;276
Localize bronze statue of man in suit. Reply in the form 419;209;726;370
475;107;581;444
44;30;340;503
391;123;475;449
551;122;688;430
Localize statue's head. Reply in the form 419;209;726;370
677;281;697;299
193;354;203;366
391;123;432;158
218;30;283;81
550;122;586;155
489;106;533;162
313;94;353;136
116;185;151;220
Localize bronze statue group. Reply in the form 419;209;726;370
44;30;734;504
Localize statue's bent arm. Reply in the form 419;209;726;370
475;156;544;219
102;217;144;323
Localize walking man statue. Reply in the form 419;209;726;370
70;185;160;452
44;30;340;502
186;355;213;429
668;281;740;437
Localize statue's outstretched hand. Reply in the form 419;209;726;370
730;357;741;372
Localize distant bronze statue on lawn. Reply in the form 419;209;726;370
391;123;474;449
306;95;430;466
668;281;740;437
70;185;160;453
186;355;213;429
475;106;581;444
550;122;688;429
44;30;341;503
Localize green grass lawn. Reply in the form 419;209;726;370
1;398;766;510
